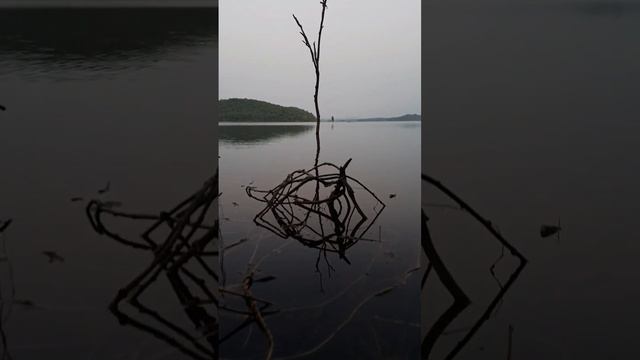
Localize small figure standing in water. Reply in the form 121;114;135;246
331;115;334;122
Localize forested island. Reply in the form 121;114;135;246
220;98;315;122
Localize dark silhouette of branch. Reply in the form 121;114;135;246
292;0;327;166
0;220;11;234
421;174;527;265
421;173;527;359
86;172;220;359
445;260;525;360
421;211;470;359
246;160;385;272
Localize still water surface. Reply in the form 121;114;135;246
219;121;421;359
0;7;217;359
423;1;640;359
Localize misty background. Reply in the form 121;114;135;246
220;0;421;119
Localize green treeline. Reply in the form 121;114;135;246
220;98;315;122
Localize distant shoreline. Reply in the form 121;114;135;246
325;117;421;123
219;120;421;125
324;114;421;122
220;98;420;123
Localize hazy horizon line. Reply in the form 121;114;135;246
219;97;420;120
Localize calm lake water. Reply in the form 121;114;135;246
423;1;640;359
219;121;421;359
3;2;636;359
0;7;218;359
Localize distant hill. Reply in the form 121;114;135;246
331;114;421;122
220;98;315;122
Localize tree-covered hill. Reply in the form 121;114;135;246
220;98;315;122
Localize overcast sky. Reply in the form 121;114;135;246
220;0;421;119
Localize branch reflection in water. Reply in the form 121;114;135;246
421;173;527;359
221;1;416;358
86;172;220;360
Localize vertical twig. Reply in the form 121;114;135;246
293;0;328;167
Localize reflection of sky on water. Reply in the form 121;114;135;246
220;123;313;146
219;121;421;358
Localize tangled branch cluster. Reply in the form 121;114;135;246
246;159;385;266
86;173;220;360
245;1;387;269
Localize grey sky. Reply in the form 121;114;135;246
220;0;421;119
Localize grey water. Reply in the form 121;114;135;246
0;7;217;359
423;1;640;359
219;121;421;359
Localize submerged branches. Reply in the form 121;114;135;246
86;172;220;359
421;211;470;359
241;266;274;360
246;159;385;272
243;1;388;267
421;173;527;359
226;2;391;357
86;171;281;360
273;266;420;360
218;239;294;360
421;174;526;265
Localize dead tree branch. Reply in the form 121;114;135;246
292;0;328;165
